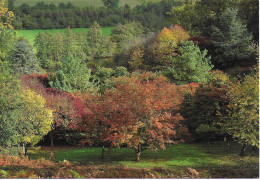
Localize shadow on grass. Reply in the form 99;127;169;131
27;141;259;171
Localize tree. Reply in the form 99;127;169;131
0;61;22;150
51;32;65;62
86;22;115;60
18;88;53;155
93;67;114;86
64;28;87;60
7;0;15;12
210;8;252;68
111;22;144;53
166;2;201;35
220;72;259;156
166;0;237;36
102;0;119;10
8;38;40;75
48;57;93;93
180;70;230;149
20;74;83;147
0;62;53;155
0;0;15;61
238;0;259;41
164;41;213;84
34;31;54;68
0;28;15;60
126;25;190;71
80;73;198;161
0;0;14;29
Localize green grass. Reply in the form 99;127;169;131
27;142;259;170
12;0;162;8
16;27;113;45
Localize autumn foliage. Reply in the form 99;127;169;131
80;73;198;155
19;74;87;144
128;25;190;71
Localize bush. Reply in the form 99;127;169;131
0;146;22;156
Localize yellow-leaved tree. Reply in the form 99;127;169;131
0;0;14;29
128;25;190;71
19;88;53;155
220;72;259;156
0;0;15;60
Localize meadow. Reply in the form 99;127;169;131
0;142;256;178
16;27;113;45
12;0;162;8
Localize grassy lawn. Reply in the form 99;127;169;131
11;0;162;8
28;141;259;171
16;27;113;45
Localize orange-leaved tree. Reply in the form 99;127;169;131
80;73;198;161
128;25;190;71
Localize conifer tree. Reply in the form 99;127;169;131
210;8;252;68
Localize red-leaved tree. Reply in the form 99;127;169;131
80;73;198;161
20;74;86;146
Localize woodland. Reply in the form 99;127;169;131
0;0;259;178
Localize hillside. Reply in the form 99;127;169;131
13;0;162;8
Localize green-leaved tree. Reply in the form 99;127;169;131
49;57;93;92
165;41;213;84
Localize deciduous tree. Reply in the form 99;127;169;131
220;72;259;156
80;73;198;161
18;88;53;155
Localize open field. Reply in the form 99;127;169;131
19;141;258;178
16;27;113;45
0;142;257;178
27;142;259;168
12;0;162;8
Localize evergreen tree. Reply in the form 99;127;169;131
64;28;87;60
165;41;213;84
86;22;115;60
210;8;252;68
0;61;22;149
34;31;54;68
8;38;39;74
49;57;93;92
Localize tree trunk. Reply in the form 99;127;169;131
239;144;247;156
22;143;27;156
136;151;141;162
101;145;105;160
135;145;142;161
224;136;226;142
50;131;54;147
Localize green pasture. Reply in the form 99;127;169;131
28;142;259;171
16;27;113;45
12;0;162;8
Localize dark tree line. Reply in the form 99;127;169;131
11;0;180;32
